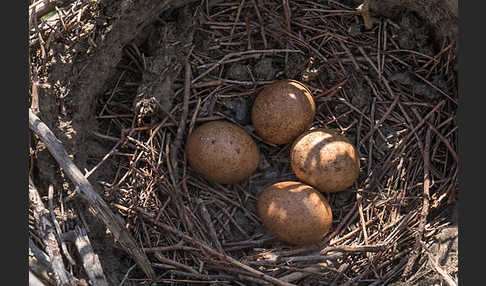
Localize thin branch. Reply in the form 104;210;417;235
402;126;432;278
142;214;297;286
423;243;457;286
29;109;155;279
29;270;48;286
72;225;109;286
29;176;71;286
48;185;76;266
171;60;192;172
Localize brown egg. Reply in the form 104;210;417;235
290;129;360;193
257;181;333;245
185;121;259;184
251;80;315;145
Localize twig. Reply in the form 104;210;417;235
314;78;349;99
29;271;48;286
251;0;268;48
199;199;224;252
84;134;129;178
372;257;409;285
330;263;350;286
411;106;457;165
118;264;137;286
322;244;387;254
142;214;297;286
29;238;56;285
168;270;233;282
402;127;432;278
29;237;52;272
250;253;343;265
423;243;457;286
153;255;198;274
229;0;246;39
30;81;40;115
327;202;358;244
378;100;445;182
72;224;109;286
426;122;458;163
357;46;401;146
356;193;370;245
412;72;457;105
144;244;196;253
29;109;155;279
171;60;192;172
191;49;302;84
356;0;373;29
48;185;76;266
279;266;321;283
29;176;71;286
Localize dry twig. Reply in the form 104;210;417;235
71;225;109;286
29;109;155;279
29;176;71;285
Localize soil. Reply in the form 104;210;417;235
29;0;458;285
369;0;458;45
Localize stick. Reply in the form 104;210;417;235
327;202;358;244
72;225;109;286
199;199;224;252
191;49;302;84
29;238;52;272
153;255;198;274
230;0;246;40
29;240;56;285
29;109;155;279
356;193;369;245
172;60;192;172
378;100;444;182
29;176;71;286
356;0;373;29
29;271;48;286
423;244;457;286
250;253;343;265
30;81;40;115
330;263;350;286
118;264;137;286
402;127;432;278
322;244;387;254
48;185;76;266
251;0;268;48
142;215;296;286
357;46;401;146
84;128;136;178
29;237;78;284
279;266;321;283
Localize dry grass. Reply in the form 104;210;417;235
29;0;458;285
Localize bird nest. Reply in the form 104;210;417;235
29;0;458;285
